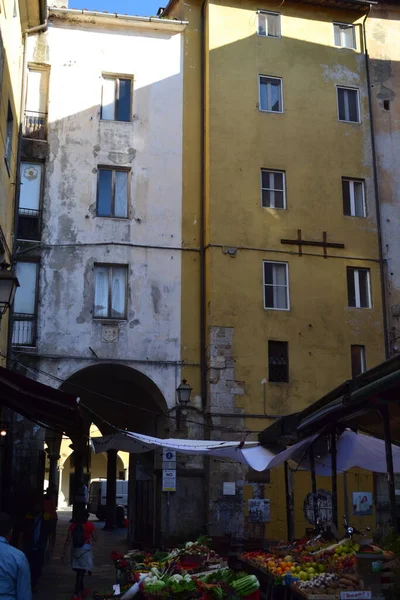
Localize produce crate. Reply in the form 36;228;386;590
356;553;384;596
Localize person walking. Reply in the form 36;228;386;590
43;486;58;558
0;513;32;600
71;482;88;523
61;508;97;600
20;494;51;592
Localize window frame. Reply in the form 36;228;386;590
96;166;130;219
337;85;361;124
351;344;366;379
257;10;281;39
93;263;128;320
263;260;290;311
100;74;133;122
333;22;356;50
17;160;45;241
347;267;372;309
260;168;286;209
12;258;40;347
5;100;14;175
268;340;289;383
342;177;366;218
259;75;284;114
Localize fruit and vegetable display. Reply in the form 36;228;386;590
239;537;396;598
95;539;260;600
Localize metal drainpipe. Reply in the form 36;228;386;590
200;0;210;537
7;19;48;368
200;0;209;419
362;7;390;358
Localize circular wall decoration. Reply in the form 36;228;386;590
23;166;39;181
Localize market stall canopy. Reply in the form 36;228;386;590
91;430;319;472
0;365;82;435
300;430;400;476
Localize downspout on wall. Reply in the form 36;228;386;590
200;0;209;414
362;6;390;359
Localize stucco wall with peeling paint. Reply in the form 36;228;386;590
23;16;184;409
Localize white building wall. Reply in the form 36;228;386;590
25;16;184;409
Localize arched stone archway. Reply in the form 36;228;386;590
60;363;169;435
59;363;169;539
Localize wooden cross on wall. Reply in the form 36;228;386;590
281;230;345;258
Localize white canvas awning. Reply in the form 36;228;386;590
91;430;318;472
92;429;400;475
302;430;400;475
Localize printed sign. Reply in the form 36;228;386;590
340;592;371;599
304;489;332;525
163;449;176;462
353;492;373;516
162;469;176;492
223;482;236;496
248;499;270;523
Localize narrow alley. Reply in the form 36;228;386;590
36;512;129;600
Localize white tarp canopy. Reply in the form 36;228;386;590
91;430;318;472
302;429;400;475
92;429;400;474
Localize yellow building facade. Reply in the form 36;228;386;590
0;0;46;359
0;0;46;508
164;0;386;540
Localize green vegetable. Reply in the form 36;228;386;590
152;551;169;562
143;579;166;592
231;574;260;597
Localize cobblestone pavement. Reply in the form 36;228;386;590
36;510;129;600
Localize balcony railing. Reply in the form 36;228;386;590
12;313;36;346
24;110;47;140
17;208;41;241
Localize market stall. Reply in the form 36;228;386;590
93;538;261;599
239;535;399;599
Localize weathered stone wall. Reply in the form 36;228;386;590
208;326;247;538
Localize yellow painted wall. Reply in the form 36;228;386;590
0;0;25;363
243;466;376;541
168;0;386;540
206;0;385;414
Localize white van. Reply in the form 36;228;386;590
88;479;128;520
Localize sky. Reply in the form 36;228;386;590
71;1;164;16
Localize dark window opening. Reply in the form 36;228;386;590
268;340;289;383
351;345;366;378
383;100;390;111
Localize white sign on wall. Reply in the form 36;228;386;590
162;469;176;492
223;482;236;496
340;593;371;600
163;449;176;462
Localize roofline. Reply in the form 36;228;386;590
48;8;187;32
160;0;375;16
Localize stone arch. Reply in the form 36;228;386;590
59;362;169;435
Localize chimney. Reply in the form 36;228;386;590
49;0;69;7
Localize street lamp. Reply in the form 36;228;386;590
176;379;192;407
0;263;19;315
175;380;192;431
